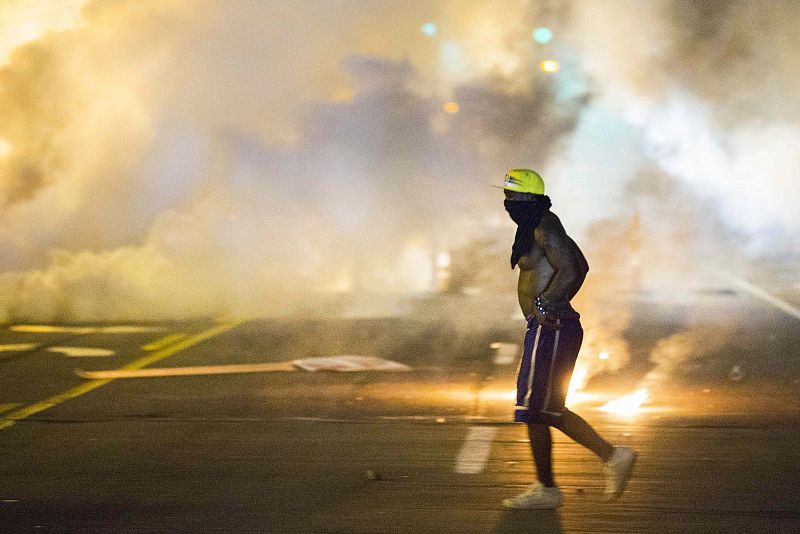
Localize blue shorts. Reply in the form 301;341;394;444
514;314;583;425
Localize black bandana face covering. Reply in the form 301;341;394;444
504;195;552;268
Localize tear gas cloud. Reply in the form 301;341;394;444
0;0;797;328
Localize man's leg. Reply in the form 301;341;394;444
510;317;636;507
543;321;635;500
529;319;612;461
504;422;563;509
528;423;555;487
551;409;613;461
527;410;612;491
504;318;564;509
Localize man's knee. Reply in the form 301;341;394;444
524;409;569;428
526;421;549;432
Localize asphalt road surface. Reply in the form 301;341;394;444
1;273;800;532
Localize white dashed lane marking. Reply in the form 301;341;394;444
716;269;800;322
454;426;498;474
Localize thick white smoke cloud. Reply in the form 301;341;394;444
0;0;576;321
566;0;800;249
0;0;797;327
561;0;800;389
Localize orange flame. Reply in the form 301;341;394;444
600;388;649;416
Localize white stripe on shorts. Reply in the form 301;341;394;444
541;328;561;415
522;325;542;409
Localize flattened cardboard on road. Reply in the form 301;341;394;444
75;355;412;379
293;355;412;372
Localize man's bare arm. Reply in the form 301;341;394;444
564;236;589;301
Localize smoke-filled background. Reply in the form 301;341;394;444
0;0;798;388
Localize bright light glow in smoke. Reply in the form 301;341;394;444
566;364;588;403
445;388;516;402
394;241;434;292
328;272;353;294
598;351;609;360
0;0;87;64
480;389;517;402
532;27;553;45
600;388;650;416
443;101;459;113
539;59;559;72
0;138;10;157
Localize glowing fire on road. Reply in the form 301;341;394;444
565;364;588;405
600;388;650;416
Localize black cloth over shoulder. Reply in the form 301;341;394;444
504;195;552;269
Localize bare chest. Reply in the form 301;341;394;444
517;244;556;309
517;243;548;272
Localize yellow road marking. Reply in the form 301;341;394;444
9;325;166;334
0;343;39;352
0;403;20;415
47;347;115;358
77;355;412;379
0;380;114;430
78;361;297;379
0;321;242;431
142;333;187;351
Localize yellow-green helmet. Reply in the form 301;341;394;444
495;168;545;194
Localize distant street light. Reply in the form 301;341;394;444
443;101;459;113
539;60;559;72
422;22;437;37
532;27;553;44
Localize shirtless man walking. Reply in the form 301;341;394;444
497;168;637;509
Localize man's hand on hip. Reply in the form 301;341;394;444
532;306;560;330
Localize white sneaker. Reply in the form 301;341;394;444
603;446;637;501
502;482;563;509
